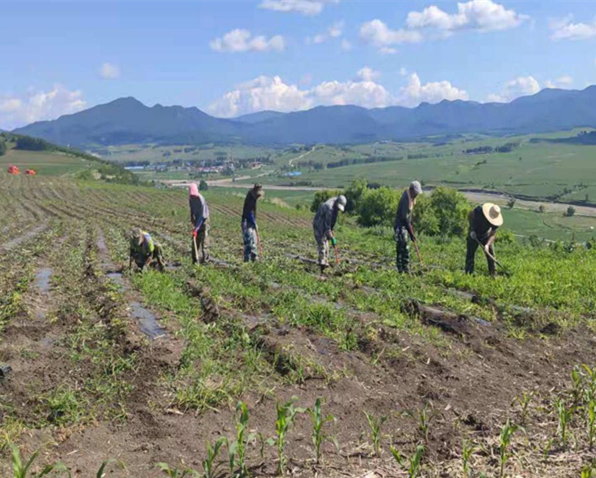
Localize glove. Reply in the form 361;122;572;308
331;237;337;247
192;230;198;238
470;231;477;241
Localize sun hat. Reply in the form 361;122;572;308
482;203;504;227
131;228;144;246
410;181;423;196
337;195;347;212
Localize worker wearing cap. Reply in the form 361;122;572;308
394;181;423;273
313;195;347;272
465;203;504;276
242;184;264;262
129;228;166;272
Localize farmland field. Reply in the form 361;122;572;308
2;153;596;476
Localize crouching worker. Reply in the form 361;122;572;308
313;194;347;273
129;228;165;272
189;183;210;264
394;180;423;273
242;184;264;262
465;203;503;276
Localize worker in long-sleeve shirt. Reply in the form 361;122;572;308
242;184;264;262
465;203;503;276
189;183;210;264
313;195;347;273
394;181;423;273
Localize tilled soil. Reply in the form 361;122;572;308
0;176;595;477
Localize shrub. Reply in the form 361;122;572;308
412;187;470;237
199;179;209;191
565;206;576;217
344;178;368;214
357;187;399;228
310;189;340;213
0;140;6;156
495;229;516;244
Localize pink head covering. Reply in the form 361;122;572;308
189;183;200;197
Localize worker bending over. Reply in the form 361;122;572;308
465;203;503;276
129;228;166;272
189;183;210;264
242;184;264;262
394;181;423;273
313;195;347;273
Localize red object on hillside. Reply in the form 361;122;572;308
8;165;21;175
25;169;36;176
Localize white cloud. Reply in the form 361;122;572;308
258;0;339;16
544;76;573;89
307;21;344;44
359;19;423;54
406;0;528;33
0;85;86;130
208;76;312;117
487;76;541;102
311;80;393;109
208;71;467;117
99;62;121;80
357;66;381;82
397;73;468;107
550;15;596;41
362;0;527;52
210;29;285;53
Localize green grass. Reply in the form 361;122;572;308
0;149;92;176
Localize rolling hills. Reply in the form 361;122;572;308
13;86;596;148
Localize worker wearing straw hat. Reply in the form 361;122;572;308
465;203;503;276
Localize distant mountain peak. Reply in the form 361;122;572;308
12;85;596;146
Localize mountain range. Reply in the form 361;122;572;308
13;86;596;148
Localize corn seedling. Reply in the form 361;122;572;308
583;364;596;403
228;402;256;477
390;444;425;478
96;460;123;478
572;367;584;406
202;437;226;478
461;439;477;478
10;444;70;478
582;463;595;478
588;400;596;450
308;398;337;464
513;391;533;425
364;411;388;457
157;463;199;478
498;419;519;478
555;397;573;446
268;397;305;475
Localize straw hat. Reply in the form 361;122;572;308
482;203;504;227
131;228;144;246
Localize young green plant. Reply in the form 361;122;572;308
364;411;388;457
228;402;256;477
268;397;305;475
202;437;226;478
307;398;337;464
10;444;70;478
156;463;199;478
390;444;425;478
498;419;519;478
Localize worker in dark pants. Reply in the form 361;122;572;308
465;203;503;276
129;228;166;272
242;184;264;262
394;181;422;273
189;183;210;264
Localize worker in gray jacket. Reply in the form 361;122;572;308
313;195;347;273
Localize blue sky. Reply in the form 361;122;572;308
1;0;595;129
